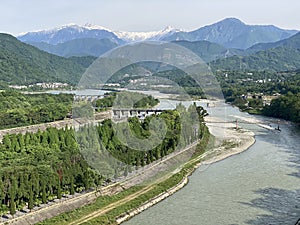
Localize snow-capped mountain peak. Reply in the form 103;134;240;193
114;26;181;42
82;23;111;32
19;23;111;36
18;24;180;45
18;23;123;45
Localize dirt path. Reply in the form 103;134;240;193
68;138;214;224
70;185;155;225
69;158;182;225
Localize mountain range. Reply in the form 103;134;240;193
163;18;298;49
1;17;300;87
18;18;298;57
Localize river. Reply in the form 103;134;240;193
123;99;300;225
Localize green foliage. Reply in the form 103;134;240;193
93;92;159;111
105;61;205;98
68;55;97;68
212;47;300;72
0;91;73;129
0;93;206;216
38;125;211;225
0;33;87;85
263;92;300;123
216;69;300;122
94;110;182;168
0;126;102;215
91;104;206;171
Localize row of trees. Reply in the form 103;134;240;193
0;99;208;216
0;127;101;216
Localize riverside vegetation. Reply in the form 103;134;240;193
37;115;210;225
0;89;208;218
0;90;159;129
216;69;300;123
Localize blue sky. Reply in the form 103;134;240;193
1;0;300;35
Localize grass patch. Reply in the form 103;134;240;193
86;173;185;224
221;140;238;150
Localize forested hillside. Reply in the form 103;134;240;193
173;40;243;62
28;38;118;57
211;32;300;71
0;34;87;85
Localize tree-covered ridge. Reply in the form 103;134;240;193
246;32;300;54
93;92;159;111
212;47;300;72
0;33;88;85
0;104;207;216
211;32;300;72
28;38;118;57
0;91;73;129
173;40;243;63
104;62;205;98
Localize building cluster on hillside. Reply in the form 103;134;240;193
241;93;280;106
32;82;69;88
9;82;69;89
8;85;27;89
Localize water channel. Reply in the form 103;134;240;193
124;99;300;225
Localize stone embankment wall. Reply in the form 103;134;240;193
116;177;189;224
